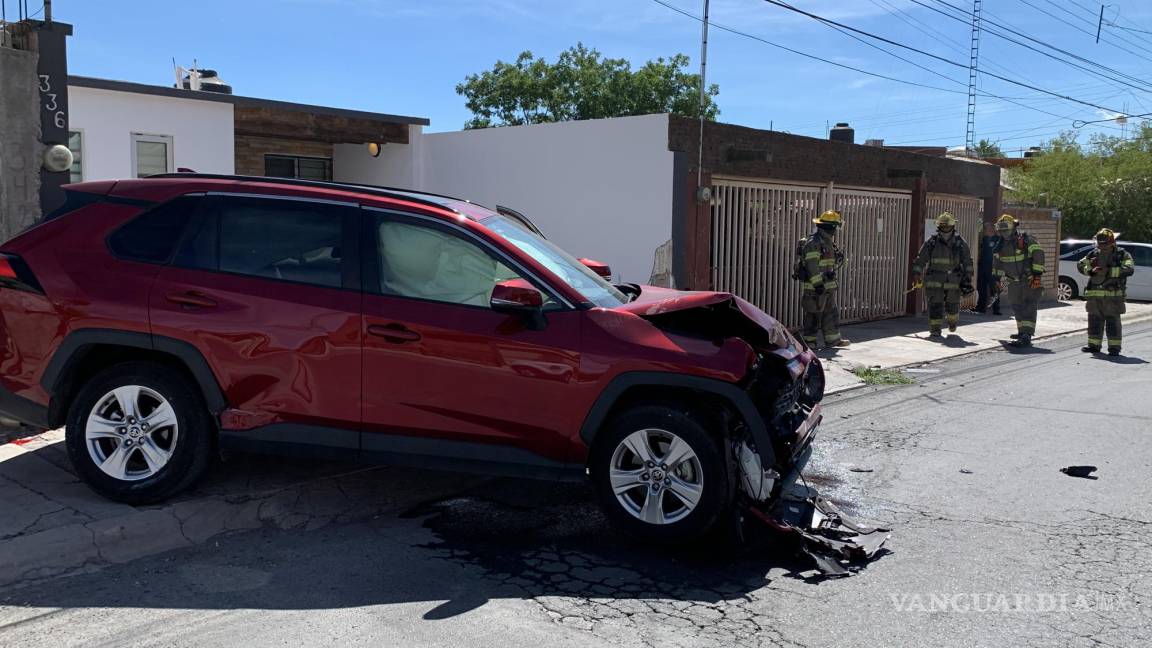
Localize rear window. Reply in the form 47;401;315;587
175;195;346;289
41;190;104;222
107;196;201;264
1059;242;1093;260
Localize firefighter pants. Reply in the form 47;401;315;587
926;288;960;333
801;292;841;346
1086;298;1125;350
1004;281;1042;336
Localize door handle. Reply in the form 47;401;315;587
367;323;422;343
166;291;218;309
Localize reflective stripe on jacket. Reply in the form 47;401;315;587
993;232;1044;281
1077;247;1135;300
801;230;841;293
912;234;974;290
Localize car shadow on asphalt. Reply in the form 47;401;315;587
2;452;882;619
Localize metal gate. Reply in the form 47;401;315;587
926;194;984;309
832;189;913;323
710;178;911;328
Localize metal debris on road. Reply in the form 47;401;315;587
747;495;891;578
959;468;973;474
1060;465;1098;479
848;467;874;473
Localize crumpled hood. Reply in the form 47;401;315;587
615;286;813;366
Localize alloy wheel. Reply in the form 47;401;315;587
1057;280;1074;301
85;385;180;481
609;428;704;525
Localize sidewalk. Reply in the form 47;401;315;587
820;300;1152;393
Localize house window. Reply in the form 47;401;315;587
132;133;173;178
68;130;83;183
264;155;332;181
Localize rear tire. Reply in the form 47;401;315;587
590;404;733;543
1058;277;1078;301
65;362;214;505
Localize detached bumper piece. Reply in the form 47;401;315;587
749;495;891;578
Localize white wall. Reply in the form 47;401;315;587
332;125;424;189
426;115;674;284
68;86;234;181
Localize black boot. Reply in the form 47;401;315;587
1108;347;1121;356
1009;333;1021;339
1009;334;1032;348
1082;345;1101;353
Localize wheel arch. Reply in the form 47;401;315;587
41;329;227;428
579;371;775;468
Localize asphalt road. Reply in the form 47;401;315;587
2;324;1150;648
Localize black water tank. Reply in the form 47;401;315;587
829;122;854;144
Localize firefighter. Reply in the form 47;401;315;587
992;214;1045;347
798;210;850;349
1076;228;1135;356
912;211;975;338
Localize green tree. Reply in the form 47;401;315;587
1008;123;1152;242
973;138;1004;158
456;43;719;129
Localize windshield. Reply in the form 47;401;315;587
482;215;628;308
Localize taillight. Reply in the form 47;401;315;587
0;253;44;294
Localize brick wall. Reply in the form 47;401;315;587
234;134;332;176
1005;205;1062;293
668;115;1002;222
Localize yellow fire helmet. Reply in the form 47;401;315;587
813;210;843;226
994;213;1018;231
1095;228;1116;244
935;211;957;228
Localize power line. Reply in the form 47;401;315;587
1016;0;1152;61
759;0;1128;113
915;0;1152;94
648;0;969;96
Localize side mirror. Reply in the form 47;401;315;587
491;279;546;330
579;258;612;279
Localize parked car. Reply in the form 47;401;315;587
1058;238;1152;301
0;174;824;542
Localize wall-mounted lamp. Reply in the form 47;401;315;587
367;142;383;158
42;144;74;173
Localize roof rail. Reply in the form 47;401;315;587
145;173;463;215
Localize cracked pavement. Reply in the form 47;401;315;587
0;323;1149;647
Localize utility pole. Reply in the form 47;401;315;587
696;0;710;197
965;0;982;155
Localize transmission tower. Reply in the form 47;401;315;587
965;0;982;154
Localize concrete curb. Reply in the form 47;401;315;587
826;309;1152;395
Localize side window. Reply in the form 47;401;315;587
1127;246;1152;267
175;196;346;289
375;217;551;308
108;196;201;264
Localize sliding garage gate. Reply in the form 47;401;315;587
710;178;912;328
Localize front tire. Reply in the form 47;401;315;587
65;362;214;505
591;404;732;543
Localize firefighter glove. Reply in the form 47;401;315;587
814;284;826;295
823;270;837;281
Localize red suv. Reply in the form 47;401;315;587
0;175;823;542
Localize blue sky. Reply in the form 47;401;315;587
58;0;1152;155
